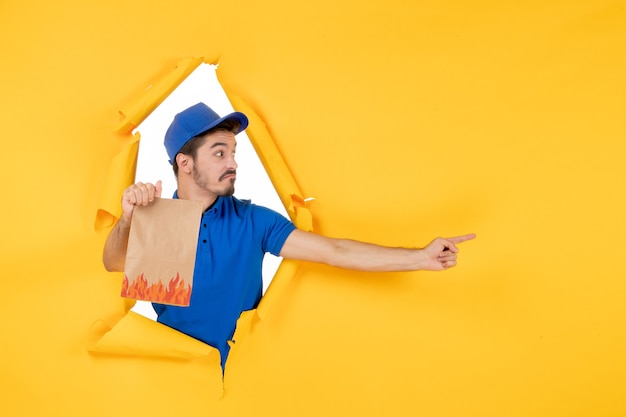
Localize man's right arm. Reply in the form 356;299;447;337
102;180;162;272
102;216;131;272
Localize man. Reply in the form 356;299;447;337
103;102;475;370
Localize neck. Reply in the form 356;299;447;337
177;180;218;212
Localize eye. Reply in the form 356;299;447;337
215;151;224;157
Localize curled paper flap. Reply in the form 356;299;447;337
288;194;314;232
95;133;140;231
87;311;219;361
86;312;225;398
115;57;204;133
257;259;303;321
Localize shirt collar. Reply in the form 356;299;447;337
172;190;224;213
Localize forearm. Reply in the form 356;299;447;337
102;216;131;272
280;230;427;272
324;238;425;272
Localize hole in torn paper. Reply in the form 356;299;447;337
131;63;288;320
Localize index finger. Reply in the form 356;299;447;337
447;234;477;244
155;180;163;198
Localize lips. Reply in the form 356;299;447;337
219;170;237;181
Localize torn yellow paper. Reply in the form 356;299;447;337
115;57;204;133
95;133;140;230
1;1;625;416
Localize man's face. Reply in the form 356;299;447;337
190;130;238;197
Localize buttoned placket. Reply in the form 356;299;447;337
199;207;217;250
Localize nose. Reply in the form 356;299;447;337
227;153;238;170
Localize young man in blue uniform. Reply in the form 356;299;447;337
103;102;475;370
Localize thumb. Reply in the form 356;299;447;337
155;180;163;198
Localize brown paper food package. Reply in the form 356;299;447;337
122;198;202;306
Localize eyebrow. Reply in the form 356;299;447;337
210;141;237;149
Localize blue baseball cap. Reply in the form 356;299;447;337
164;102;249;164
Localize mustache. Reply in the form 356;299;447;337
219;169;237;181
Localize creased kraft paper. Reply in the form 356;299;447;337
122;198;202;306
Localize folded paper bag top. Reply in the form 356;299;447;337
122;198;203;306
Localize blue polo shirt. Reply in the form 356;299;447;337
152;195;296;370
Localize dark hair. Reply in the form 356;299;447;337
172;119;241;177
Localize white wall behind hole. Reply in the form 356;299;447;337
131;63;288;321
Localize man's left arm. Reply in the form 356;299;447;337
279;230;476;272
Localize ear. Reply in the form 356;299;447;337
175;153;193;174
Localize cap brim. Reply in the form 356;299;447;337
196;111;249;136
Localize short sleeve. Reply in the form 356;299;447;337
250;204;297;256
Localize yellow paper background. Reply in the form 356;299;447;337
1;1;625;416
